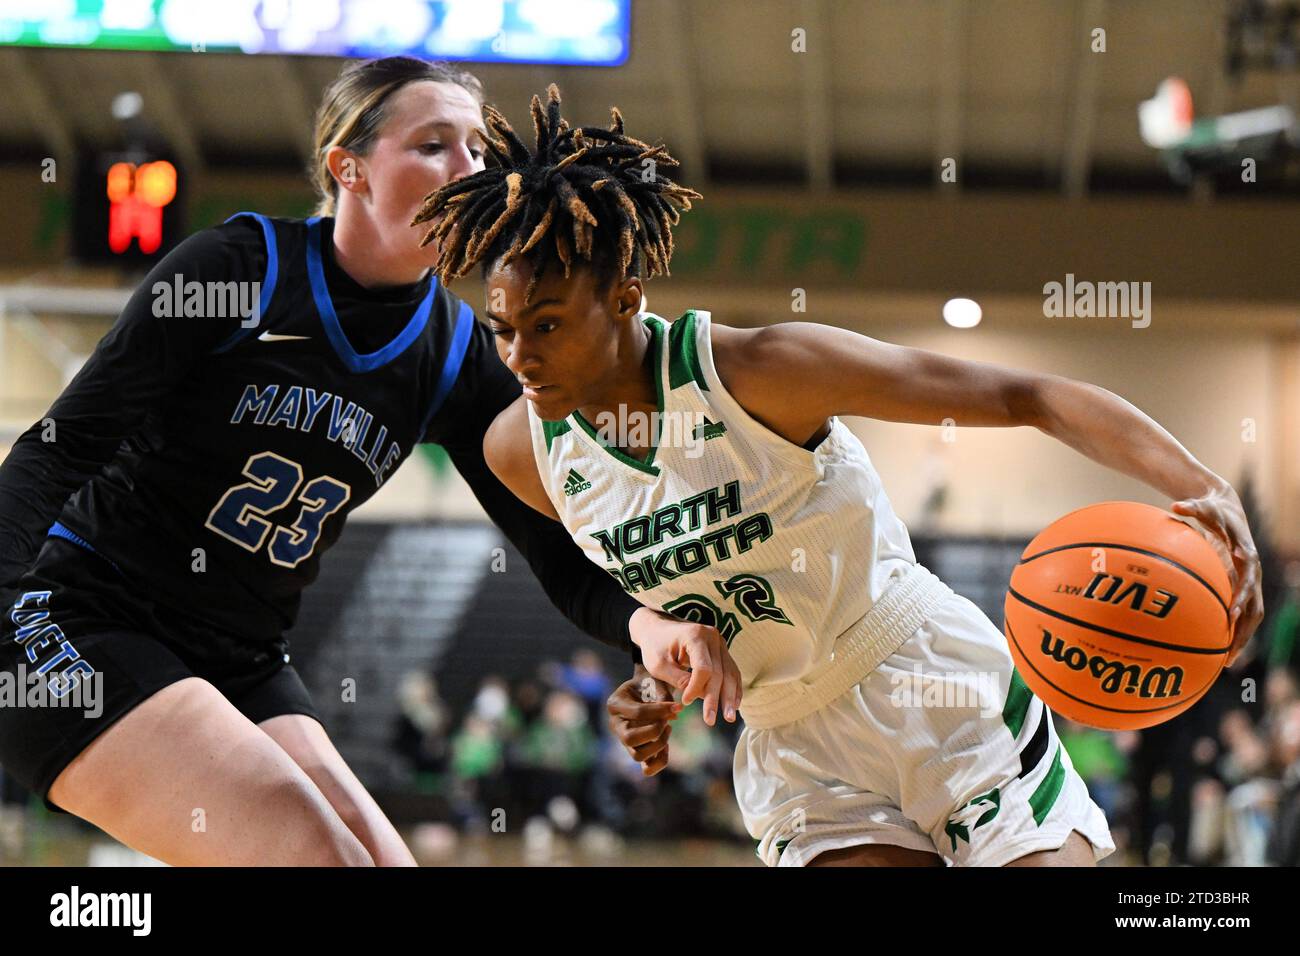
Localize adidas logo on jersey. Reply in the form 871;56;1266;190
563;468;592;496
693;417;727;441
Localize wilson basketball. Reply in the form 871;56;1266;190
1004;501;1233;731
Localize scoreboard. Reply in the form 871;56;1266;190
0;0;631;67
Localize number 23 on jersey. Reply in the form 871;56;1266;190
205;451;351;568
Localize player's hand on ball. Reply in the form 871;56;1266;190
607;666;680;776
1171;483;1264;665
629;607;743;726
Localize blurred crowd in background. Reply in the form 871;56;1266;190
392;649;747;847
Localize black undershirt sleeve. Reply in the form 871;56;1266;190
0;224;257;603
426;319;643;659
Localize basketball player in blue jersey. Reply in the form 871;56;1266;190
0;59;738;866
415;86;1266;866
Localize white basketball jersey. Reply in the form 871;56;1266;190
527;310;920;688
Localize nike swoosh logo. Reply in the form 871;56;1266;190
257;332;311;342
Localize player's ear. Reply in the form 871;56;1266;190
326;145;367;198
614;275;643;321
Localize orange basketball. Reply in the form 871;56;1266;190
1004;501;1233;731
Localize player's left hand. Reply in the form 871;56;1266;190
607;665;680;776
1171;482;1264;665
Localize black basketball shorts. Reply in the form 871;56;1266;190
0;537;319;811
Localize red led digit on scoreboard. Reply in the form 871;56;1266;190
106;160;177;254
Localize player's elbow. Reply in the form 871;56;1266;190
1003;375;1047;428
1015;372;1084;432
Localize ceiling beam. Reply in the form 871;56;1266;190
1193;0;1232;203
265;56;318;167
1061;0;1107;198
1042;2;1073;183
799;0;834;192
0;49;75;167
131;53;206;177
935;0;967;193
663;0;709;189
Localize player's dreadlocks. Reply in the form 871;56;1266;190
410;84;702;302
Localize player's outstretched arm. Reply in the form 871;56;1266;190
710;320;1263;663
710;320;1046;437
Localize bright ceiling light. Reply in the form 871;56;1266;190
943;298;982;328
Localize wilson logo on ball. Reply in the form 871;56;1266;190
1038;628;1186;699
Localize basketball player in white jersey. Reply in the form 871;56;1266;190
412;87;1264;867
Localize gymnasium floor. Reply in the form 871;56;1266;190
0;806;762;867
2;805;1144;866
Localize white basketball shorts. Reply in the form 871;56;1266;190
734;589;1116;867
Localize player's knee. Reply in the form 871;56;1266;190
324;795;415;866
810;843;943;867
290;828;374;866
328;799;380;858
313;831;375;867
273;780;374;866
325;816;377;866
1003;831;1096;867
320;786;366;834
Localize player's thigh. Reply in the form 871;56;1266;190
259;712;416;866
1003;830;1096;867
49;677;373;866
809;843;944;867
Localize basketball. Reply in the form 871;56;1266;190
1004;501;1233;731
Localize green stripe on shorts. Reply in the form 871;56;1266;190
1029;744;1066;825
1002;668;1034;739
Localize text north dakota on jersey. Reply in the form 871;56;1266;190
591;480;776;593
